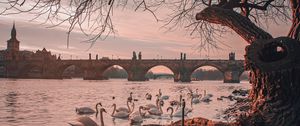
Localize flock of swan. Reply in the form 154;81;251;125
68;88;213;126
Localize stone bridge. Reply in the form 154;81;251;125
0;59;245;83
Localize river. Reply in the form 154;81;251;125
0;79;250;126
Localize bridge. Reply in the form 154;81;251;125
0;23;245;83
0;58;245;83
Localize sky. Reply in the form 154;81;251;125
0;4;291;73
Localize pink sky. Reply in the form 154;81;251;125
0;7;291;73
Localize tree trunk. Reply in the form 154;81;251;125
196;6;300;125
244;37;300;126
288;0;300;40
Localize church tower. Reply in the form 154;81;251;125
7;22;20;52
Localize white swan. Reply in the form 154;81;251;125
201;90;213;102
147;99;163;116
188;92;201;104
127;92;133;102
175;107;192;117
111;103;130;119
167;107;174;118
116;100;132;113
130;106;146;124
145;93;152;100
148;107;162;116
191;97;200;104
174;99;192;117
144;103;157;109
201;96;212;102
158;89;169;100
161;95;170;100
203;90;213;97
167;106;190;117
188;88;201;98
144;96;160;109
76;102;102;115
169;95;182;107
69;108;106;126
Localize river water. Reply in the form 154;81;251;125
0;79;250;126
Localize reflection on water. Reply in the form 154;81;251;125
0;79;250;126
5;91;19;124
6;92;19;107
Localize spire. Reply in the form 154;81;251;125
11;22;16;39
7;21;20;52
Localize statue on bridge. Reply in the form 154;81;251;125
180;53;187;60
229;52;235;60
180;52;183;60
132;51;137;60
58;54;61;60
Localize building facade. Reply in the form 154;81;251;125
0;23;56;61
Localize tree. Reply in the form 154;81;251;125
1;0;300;125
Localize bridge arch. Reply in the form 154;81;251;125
102;65;128;79
100;64;130;73
239;70;249;81
191;65;224;81
58;64;85;78
145;65;175;80
0;65;6;77
19;64;43;78
60;64;84;79
191;63;225;74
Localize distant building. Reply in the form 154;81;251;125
0;23;56;61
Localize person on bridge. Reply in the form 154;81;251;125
138;52;142;60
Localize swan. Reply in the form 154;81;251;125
169;95;182;107
129;106;146;124
169;100;180;106
203;90;213;97
188;92;201;104
144;96;160;109
161;95;169;100
144;103;157;109
173;99;192;117
111;103;130;119
201;90;213;102
188;88;201;98
158;89;169;100
76;102;102;115
167;106;190;117
172;107;192;117
147;99;163;116
115;100;132;113
68;108;106;126
167;107;174;118
191;97;201;104
147;106;162;116
159;100;164;107
145;93;152;100
201;96;212;102
127;92;133;103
